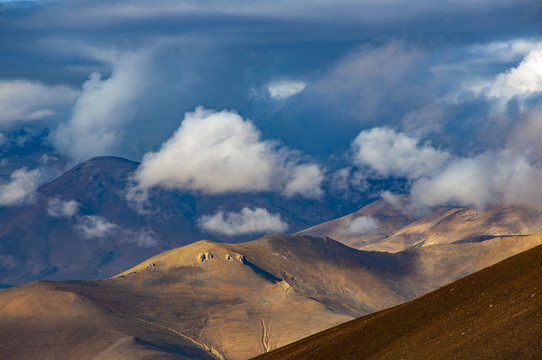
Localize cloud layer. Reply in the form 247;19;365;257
1;0;542;216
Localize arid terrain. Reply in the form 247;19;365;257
254;241;542;360
2;232;542;359
298;197;542;252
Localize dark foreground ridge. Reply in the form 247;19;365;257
253;243;542;360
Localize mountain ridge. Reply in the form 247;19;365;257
0;156;362;285
3;233;542;359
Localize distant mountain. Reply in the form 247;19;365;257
255;241;542;360
2;233;542;359
297;197;542;252
0;156;361;285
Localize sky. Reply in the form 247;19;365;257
1;0;542;223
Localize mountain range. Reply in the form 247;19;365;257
3;156;542;359
0;156;360;285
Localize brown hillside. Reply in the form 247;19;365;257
297;198;542;252
2;234;542;359
254;242;542;360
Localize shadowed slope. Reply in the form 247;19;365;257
254;242;542;360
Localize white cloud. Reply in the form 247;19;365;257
0;168;43;206
47;198;80;217
52;50;150;162
351;127;450;179
198;207;288;236
134;107;323;197
344;216;379;236
366;108;542;211
0;80;78;125
459;43;542;110
485;46;542;100
410;155;494;210
283;164;324;199
75;215;117;239
267;80;306;99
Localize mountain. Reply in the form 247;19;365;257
297;197;542;252
2;233;542;359
254;242;542;360
0;156;361;285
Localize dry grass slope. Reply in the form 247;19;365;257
253;243;542;360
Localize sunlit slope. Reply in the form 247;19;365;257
0;281;215;360
254;239;542;360
298;198;542;252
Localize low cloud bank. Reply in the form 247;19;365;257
344;216;379;236
75;215;117;239
198;207;288;236
354;107;542;211
47;198;80;217
0;168;43;206
74;214;157;247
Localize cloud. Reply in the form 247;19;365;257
198;207;288;236
283;164;324;199
376;108;542;211
0;168;43;206
75;215;117;239
410;155;494;210
121;228;158;247
47;197;80;217
51;50;150;163
484;45;542;101
134;107;324;197
351;127;450;179
267;80;306;99
343;216;379;236
0;80;78;125
73;214;157;246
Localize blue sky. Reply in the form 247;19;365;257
1;0;542;213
